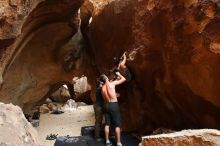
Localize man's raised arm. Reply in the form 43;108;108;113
113;72;126;85
119;52;127;69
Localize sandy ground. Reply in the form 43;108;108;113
35;105;95;146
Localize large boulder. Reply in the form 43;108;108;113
140;129;220;146
73;76;91;94
86;0;220;133
0;103;41;146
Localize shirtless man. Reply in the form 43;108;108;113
99;72;126;146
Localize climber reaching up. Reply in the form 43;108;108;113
113;52;132;82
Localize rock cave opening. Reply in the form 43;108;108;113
1;0;220;146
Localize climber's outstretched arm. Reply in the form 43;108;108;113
119;52;127;69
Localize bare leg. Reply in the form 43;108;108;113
115;127;121;144
105;125;110;141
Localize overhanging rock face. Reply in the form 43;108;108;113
140;129;220;146
86;0;220;133
0;0;86;111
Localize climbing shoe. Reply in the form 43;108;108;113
106;141;113;146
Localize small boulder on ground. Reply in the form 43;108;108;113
39;104;50;113
62;99;78;110
77;102;87;106
45;98;52;103
47;102;57;111
50;86;71;102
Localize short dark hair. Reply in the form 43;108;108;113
113;56;120;65
99;74;107;83
96;78;100;88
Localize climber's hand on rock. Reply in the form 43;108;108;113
115;72;120;76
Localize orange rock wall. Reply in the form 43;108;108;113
1;0;220;134
87;0;220;133
0;0;85;111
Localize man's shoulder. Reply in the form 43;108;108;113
109;81;117;86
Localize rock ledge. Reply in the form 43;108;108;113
140;129;220;146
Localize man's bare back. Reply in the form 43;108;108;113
101;72;126;102
102;82;117;102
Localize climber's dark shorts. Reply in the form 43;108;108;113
105;102;121;127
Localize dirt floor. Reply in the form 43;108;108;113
36;105;95;146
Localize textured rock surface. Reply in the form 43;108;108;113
86;0;220;133
1;0;220;135
0;102;41;146
0;0;85;112
73;76;91;94
50;86;71;103
0;0;42;68
140;129;220;146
